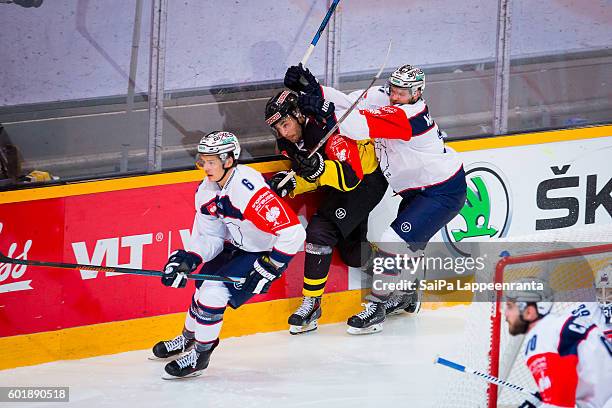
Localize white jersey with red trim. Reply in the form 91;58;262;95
187;164;306;265
567;302;612;341
321;85;463;192
522;311;612;408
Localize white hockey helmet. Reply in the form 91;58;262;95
505;277;554;317
197;131;241;164
595;264;612;319
388;64;426;94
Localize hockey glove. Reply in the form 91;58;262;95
161;249;202;288
291;150;325;182
297;94;337;133
244;256;286;294
284;64;322;98
267;171;297;197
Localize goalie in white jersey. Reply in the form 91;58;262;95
284;63;467;334
594;264;612;339
150;131;306;379
504;277;612;408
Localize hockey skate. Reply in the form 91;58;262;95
385;286;422;316
404;287;422;315
384;292;412;316
149;334;194;361
346;302;385;335
288;296;322;335
162;339;219;380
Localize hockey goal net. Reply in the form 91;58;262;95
438;226;612;408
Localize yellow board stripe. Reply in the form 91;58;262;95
1;125;610;205
303;276;328;286
0;161;290;205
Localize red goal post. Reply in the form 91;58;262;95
487;243;612;408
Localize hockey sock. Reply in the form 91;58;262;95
303;243;333;297
194;282;229;346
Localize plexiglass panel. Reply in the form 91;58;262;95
0;0;152;187
161;1;333;170
508;0;612;133
337;0;499;140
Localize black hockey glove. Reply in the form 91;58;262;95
284;64;322;98
291;149;325;182
517;392;542;408
298;94;337;133
161;250;202;288
267;171;297;198
244;255;286;294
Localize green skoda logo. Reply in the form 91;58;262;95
452;176;498;241
443;164;512;256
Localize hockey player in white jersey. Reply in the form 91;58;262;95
563;265;612;343
284;64;467;334
150;131;306;379
594;264;612;339
504;277;612;408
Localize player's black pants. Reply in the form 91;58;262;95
301;167;387;297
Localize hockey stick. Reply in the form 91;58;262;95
434;356;540;401
0;252;244;284
300;0;341;66
277;40;392;189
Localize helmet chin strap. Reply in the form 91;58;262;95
213;158;235;184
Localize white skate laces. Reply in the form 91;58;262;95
356;302;378;319
295;297;317;317
385;295;401;309
176;349;198;369
164;335;188;353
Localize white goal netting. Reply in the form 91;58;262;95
436;225;612;408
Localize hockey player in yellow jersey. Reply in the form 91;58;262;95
264;90;388;334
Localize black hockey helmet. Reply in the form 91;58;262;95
265;90;302;132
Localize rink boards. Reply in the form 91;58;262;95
0;125;610;370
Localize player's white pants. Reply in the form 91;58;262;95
184;281;230;347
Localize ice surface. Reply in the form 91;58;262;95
0;307;470;408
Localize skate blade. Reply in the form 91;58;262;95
289;321;318;335
148;350;191;361
346;323;383;335
161;370;203;380
385;309;405;317
148;355;170;361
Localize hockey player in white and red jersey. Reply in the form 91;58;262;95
150;131;306;379
504;277;612;408
594;264;612;339
284;64;467;334
563;265;612;341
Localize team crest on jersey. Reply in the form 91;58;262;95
250;190;291;231
265;206;281;223
328;135;349;162
207;202;218;215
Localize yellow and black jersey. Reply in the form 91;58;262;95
279;120;379;196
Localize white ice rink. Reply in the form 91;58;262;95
0;306;470;408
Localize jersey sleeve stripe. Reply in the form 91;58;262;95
270;247;295;264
